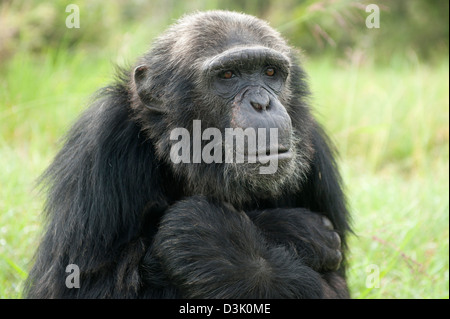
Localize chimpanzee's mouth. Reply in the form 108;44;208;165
235;146;292;163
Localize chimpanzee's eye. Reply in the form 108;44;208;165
220;70;235;79
265;67;275;77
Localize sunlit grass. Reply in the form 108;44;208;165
307;56;449;298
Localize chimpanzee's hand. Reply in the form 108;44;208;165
247;208;343;272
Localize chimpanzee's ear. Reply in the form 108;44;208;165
133;64;165;114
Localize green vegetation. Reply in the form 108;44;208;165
308;57;449;298
0;0;448;299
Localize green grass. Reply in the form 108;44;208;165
307;56;449;298
0;43;448;298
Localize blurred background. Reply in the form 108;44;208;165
0;0;448;298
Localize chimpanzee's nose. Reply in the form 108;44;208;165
249;90;270;111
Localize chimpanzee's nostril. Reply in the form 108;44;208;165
250;99;270;111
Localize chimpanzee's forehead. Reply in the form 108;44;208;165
168;10;290;57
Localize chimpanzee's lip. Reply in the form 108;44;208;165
236;147;292;162
257;149;292;162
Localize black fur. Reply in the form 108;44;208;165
25;11;351;299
